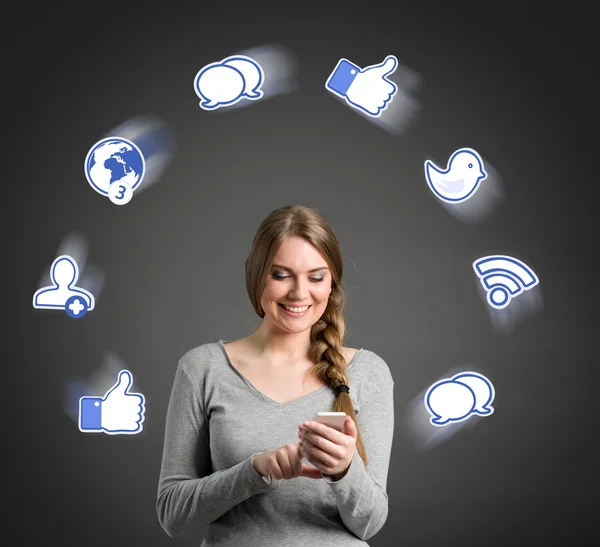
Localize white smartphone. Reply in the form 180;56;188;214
314;412;347;432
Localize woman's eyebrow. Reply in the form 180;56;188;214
271;264;329;273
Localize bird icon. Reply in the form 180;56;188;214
424;148;487;203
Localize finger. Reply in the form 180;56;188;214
269;463;283;481
302;448;333;475
302;430;344;462
276;451;294;480
366;54;398;78
293;445;303;476
303;421;347;446
301;436;338;469
300;464;324;479
302;423;348;450
267;456;282;481
267;454;284;481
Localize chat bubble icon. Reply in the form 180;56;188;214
452;372;495;416
425;379;476;427
194;63;245;110
222;55;264;99
194;55;265;111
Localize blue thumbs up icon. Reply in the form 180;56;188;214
79;370;145;435
325;55;398;118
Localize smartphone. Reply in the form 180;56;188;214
314;412;347;432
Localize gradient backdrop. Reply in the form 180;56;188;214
8;2;598;546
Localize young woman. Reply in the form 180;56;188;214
157;205;395;546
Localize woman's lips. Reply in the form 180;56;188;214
279;303;311;317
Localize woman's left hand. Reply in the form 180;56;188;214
297;416;356;477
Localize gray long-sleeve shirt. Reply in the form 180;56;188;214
157;339;395;546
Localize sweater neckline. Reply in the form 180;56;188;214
216;339;365;410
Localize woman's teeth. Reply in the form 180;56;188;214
281;304;309;312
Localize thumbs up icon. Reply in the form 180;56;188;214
325;55;398;118
79;370;145;435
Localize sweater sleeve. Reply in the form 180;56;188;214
322;353;395;541
156;360;277;538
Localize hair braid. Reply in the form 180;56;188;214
308;285;368;468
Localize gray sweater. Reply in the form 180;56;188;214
157;339;395;546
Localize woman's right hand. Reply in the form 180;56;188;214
252;443;323;480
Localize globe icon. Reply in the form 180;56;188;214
84;136;145;196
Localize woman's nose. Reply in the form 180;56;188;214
288;278;309;299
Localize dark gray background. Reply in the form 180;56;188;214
7;2;598;546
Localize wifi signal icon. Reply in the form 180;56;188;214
473;255;539;310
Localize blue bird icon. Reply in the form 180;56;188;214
424;148;487;203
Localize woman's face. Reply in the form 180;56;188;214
260;236;333;333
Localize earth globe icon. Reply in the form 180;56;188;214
84;136;145;196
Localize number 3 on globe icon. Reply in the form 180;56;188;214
84;136;145;206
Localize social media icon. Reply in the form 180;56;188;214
79;370;145;435
325;55;398;118
65;295;88;318
84;136;145;204
108;181;133;205
425;148;487;203
425;371;495;427
33;255;95;318
194;55;265;110
106;115;176;196
473;255;539;310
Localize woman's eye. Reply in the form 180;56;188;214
272;273;324;283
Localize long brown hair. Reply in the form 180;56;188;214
245;205;367;467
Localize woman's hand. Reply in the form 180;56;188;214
297;416;357;478
252;443;323;480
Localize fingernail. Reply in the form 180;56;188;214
303;421;310;426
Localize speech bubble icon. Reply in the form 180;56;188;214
194;63;245;110
222;55;264;99
452;372;495;416
425;379;476;427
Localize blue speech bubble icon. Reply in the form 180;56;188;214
194;55;265;111
425;379;476;426
425;371;496;427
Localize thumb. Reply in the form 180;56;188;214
345;416;357;439
109;370;133;397
366;55;398;78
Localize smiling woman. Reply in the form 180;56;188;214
157;205;395;546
